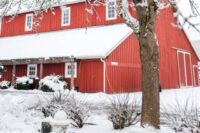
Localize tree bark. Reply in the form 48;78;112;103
134;0;160;128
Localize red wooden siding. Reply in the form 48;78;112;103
106;34;142;93
0;2;122;37
43;63;65;77
105;7;199;93
42;61;103;93
0;60;103;93
178;52;186;86
15;65;27;78
193;65;199;86
76;60;103;92
0;66;12;81
156;7;199;88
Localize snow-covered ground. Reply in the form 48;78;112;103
0;87;200;133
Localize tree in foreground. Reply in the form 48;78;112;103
0;0;199;129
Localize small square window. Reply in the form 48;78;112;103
106;0;117;20
65;62;77;78
27;64;37;78
61;7;71;26
25;14;33;31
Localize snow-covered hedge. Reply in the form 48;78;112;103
39;75;67;92
0;81;11;89
15;76;34;90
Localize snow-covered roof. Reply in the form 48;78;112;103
192;40;200;59
0;0;85;16
0;24;132;61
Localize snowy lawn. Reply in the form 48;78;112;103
0;87;200;133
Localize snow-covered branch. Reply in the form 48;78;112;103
170;0;200;32
120;0;139;34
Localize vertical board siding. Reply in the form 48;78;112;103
0;65;13;81
76;60;103;93
15;65;27;78
106;34;142;93
0;2;122;37
178;53;186;86
185;54;192;86
156;7;199;88
193;66;199;86
43;63;65;77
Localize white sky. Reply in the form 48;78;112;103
178;0;200;41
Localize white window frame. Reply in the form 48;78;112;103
65;62;77;78
106;0;117;20
27;64;37;78
61;7;71;26
25;14;33;31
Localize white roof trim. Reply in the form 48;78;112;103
182;28;200;60
0;24;133;61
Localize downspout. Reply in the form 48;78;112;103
100;58;106;93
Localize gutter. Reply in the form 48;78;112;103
100;58;106;93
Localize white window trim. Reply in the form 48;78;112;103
65;62;77;78
61;7;71;26
27;64;37;78
25;14;33;31
106;0;117;21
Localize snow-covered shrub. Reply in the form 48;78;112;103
15;76;34;90
0;81;11;89
39;75;67;92
42;91;90;128
64;95;90;128
42;91;70;117
108;94;140;129
161;98;200;133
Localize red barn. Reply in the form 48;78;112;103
0;0;199;93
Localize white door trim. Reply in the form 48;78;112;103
177;50;193;88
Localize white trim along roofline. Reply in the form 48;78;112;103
182;28;200;61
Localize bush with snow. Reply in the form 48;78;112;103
42;91;90;129
39;75;67;92
0;80;11;89
42;90;70;117
15;76;34;90
108;94;140;129
161;98;200;133
64;95;90;128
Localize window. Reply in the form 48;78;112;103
27;64;37;78
25;14;33;31
61;7;71;26
65;62;77;78
106;0;117;20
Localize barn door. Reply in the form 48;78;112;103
193;65;199;86
177;51;193;87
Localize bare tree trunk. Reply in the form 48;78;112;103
134;0;160;128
